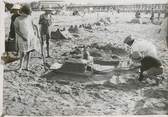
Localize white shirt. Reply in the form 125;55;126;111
131;39;158;59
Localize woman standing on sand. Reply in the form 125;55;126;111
14;4;40;72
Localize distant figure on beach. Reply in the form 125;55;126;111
39;7;52;58
14;5;40;72
68;25;74;33
157;11;161;20
117;9;120;14
83;46;93;66
123;35;162;82
135;10;141;18
73;10;80;16
110;8;114;15
150;8;154;23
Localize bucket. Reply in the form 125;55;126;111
5;40;17;52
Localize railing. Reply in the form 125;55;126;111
67;4;168;12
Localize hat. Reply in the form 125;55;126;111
11;4;21;10
124;35;133;44
21;4;31;15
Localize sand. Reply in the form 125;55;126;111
3;11;168;115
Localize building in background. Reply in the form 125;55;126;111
39;0;65;10
67;3;168;13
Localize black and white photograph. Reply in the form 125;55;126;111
0;0;168;116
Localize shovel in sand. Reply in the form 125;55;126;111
33;24;49;71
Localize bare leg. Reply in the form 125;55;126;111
41;35;44;58
46;33;51;58
41;41;44;59
25;52;31;70
24;53;28;62
18;52;25;73
46;39;50;58
40;35;47;71
166;36;168;48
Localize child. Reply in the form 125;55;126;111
83;46;94;71
14;5;39;72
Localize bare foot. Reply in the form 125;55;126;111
24;68;30;71
18;68;23;74
46;55;51;58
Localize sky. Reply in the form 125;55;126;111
3;0;168;4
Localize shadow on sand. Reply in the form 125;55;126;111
42;69;153;92
144;88;168;99
102;78;151;91
41;70;113;83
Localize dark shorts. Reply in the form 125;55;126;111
143;66;163;77
140;56;162;72
139;56;163;80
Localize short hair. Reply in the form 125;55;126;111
124;35;132;44
21;4;31;15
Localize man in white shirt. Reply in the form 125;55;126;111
123;35;163;82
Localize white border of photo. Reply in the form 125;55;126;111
0;0;168;117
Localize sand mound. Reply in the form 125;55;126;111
90;43;128;56
129;18;141;24
51;29;67;40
